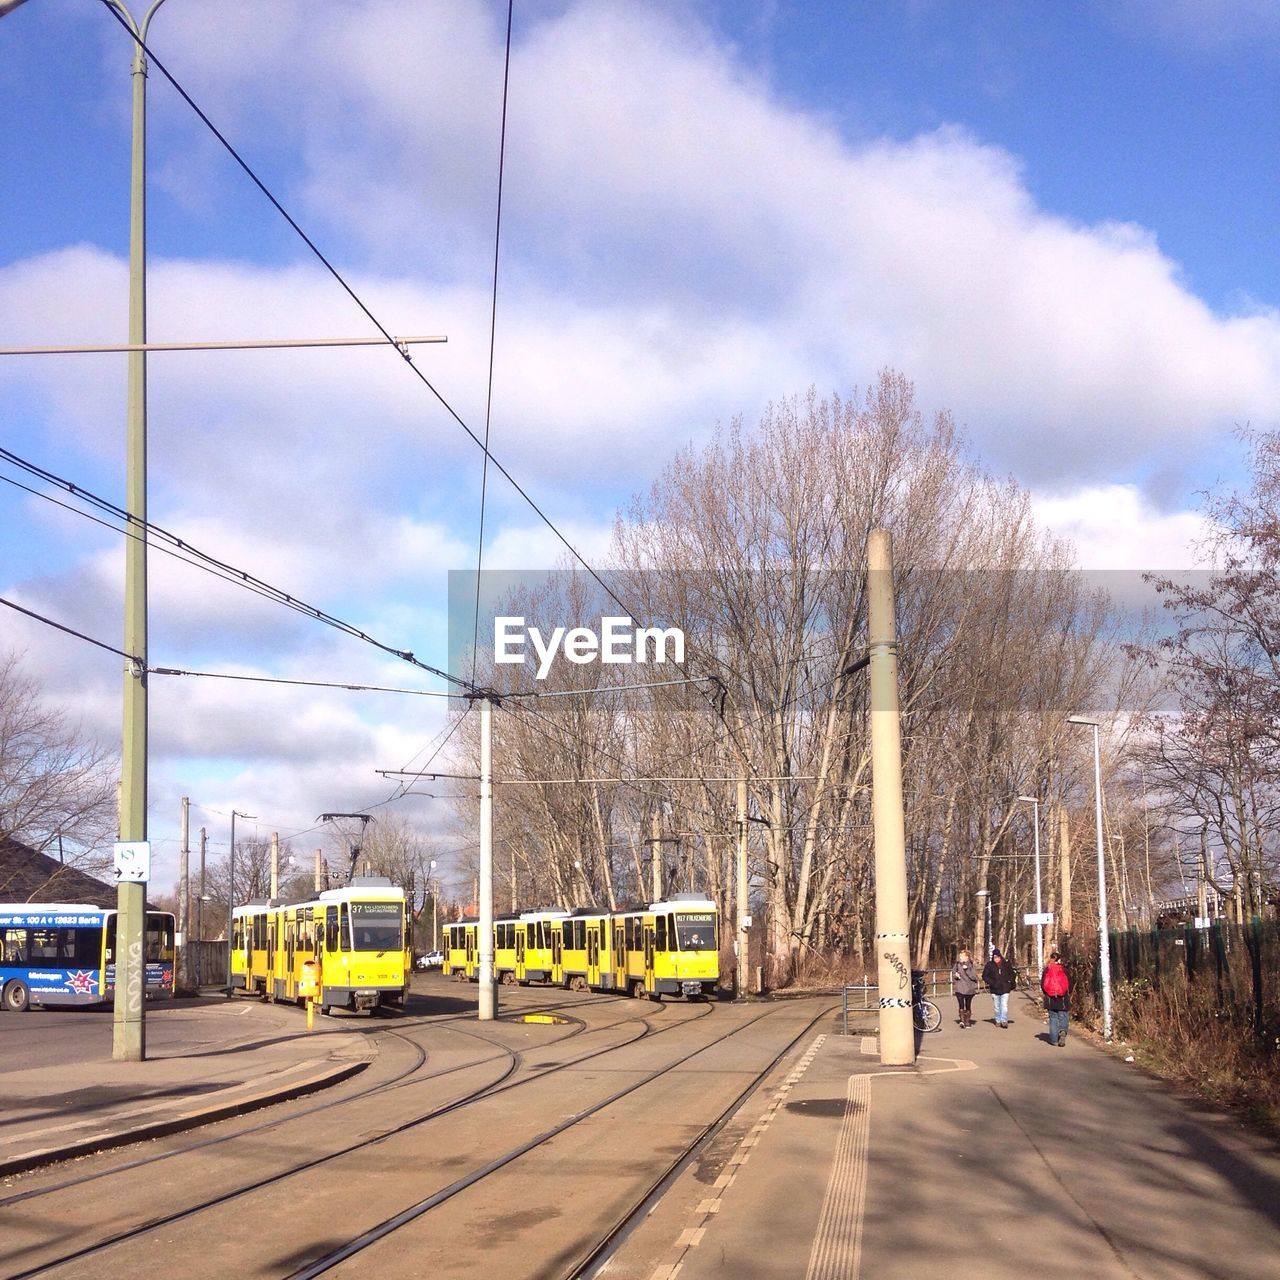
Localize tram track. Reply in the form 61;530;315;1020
0;986;654;1208
285;1000;829;1279
0;992;719;1279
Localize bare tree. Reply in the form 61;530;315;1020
0;650;118;875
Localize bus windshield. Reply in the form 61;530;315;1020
349;902;404;951
674;912;716;951
146;913;175;963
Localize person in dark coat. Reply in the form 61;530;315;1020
982;947;1016;1026
1041;950;1071;1046
951;949;979;1028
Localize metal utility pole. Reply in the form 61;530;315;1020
737;776;749;1000
197;826;206;948
867;528;914;1066
478;695;496;1021
651;809;663;902
1068;716;1112;1042
224;809;254;996
178;797;189;990
1059;806;1072;934
112;0;168;1064
1018;795;1044;972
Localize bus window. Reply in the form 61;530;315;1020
30;929;60;961
145;914;175;963
2;927;27;963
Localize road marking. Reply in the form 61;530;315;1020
804;1074;871;1280
804;1052;978;1279
647;1033;827;1280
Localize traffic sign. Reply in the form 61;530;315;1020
1023;911;1054;926
113;840;151;883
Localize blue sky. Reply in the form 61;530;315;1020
1;0;1277;891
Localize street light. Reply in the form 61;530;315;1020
224;809;255;997
1017;794;1044;973
1068;715;1112;1042
975;888;994;959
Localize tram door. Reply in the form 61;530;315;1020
267;919;277;1000
643;922;656;994
614;922;625;989
587;927;600;986
515;924;527;981
465;926;475;977
551;925;563;984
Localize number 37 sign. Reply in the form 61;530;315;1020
113;841;151;883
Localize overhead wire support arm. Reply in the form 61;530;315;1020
0;335;447;356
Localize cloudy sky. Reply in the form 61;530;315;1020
2;0;1277;893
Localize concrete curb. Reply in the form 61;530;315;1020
0;1055;371;1179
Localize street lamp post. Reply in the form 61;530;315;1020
1017;794;1044;973
1069;715;1112;1042
224;809;255;996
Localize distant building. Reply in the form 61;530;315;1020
0;835;115;907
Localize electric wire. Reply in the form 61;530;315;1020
0;445;477;693
0;595;140;664
98;1;640;629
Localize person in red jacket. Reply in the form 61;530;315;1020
1041;950;1071;1046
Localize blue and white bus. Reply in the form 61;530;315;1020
0;903;176;1012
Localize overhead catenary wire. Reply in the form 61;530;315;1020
0;444;478;694
0;595;141;665
98;2;641;630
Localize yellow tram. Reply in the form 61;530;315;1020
230;878;410;1015
444;894;718;999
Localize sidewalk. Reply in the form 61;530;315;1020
0;995;374;1178
625;991;1280;1280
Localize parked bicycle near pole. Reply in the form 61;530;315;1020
912;970;941;1033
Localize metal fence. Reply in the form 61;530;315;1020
1066;919;1279;1039
840;968;953;1036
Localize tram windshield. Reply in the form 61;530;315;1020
674;912;716;951
350;902;404;951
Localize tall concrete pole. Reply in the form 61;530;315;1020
478;696;496;1020
867;529;914;1065
314;848;323;893
270;831;280;899
178;796;189;989
113;0;168;1063
737;776;749;1000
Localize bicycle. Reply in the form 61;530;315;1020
911;972;942;1033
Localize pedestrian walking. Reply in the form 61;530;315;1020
982;947;1016;1026
1041;950;1071;1046
951;949;978;1028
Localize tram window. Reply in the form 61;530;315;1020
350;902;403;951
325;906;339;952
655;915;667;950
339;904;351;951
675;914;716;951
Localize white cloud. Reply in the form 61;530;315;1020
1032;484;1216;571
